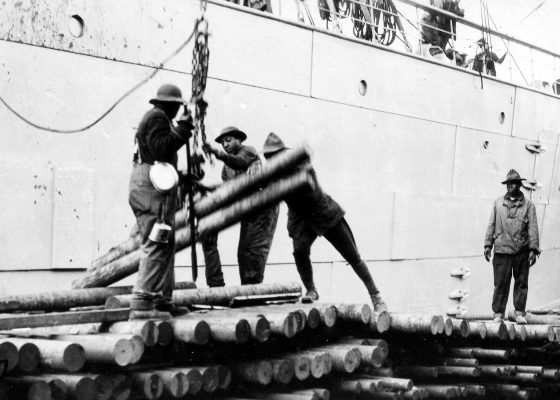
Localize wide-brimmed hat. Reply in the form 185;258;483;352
263;132;287;156
501;169;526;184
215;126;247;144
149;84;185;104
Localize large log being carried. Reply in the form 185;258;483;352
106;282;302;309
73;169;315;289
86;145;311;273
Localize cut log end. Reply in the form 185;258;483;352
113;338;135;366
75;377;96;400
63;343;86;372
0;342;19;372
202;367;219;393
217;365;232;389
155;321;173;346
374;311;391;333
293;357;311;381
254;317;271;343
194;321;211;345
18;343;40;373
48;379;68;400
186;369;203;395
306;308;321;329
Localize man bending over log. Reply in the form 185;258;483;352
129;84;194;319
203;127;279;286
262;133;387;312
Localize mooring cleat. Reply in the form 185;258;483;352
301;289;319;304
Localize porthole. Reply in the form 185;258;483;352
358;80;368;96
499;112;505;124
68;15;85;38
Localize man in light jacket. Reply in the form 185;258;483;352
484;169;540;324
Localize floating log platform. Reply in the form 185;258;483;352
1;285;560;400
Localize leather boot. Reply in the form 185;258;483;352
370;293;388;312
129;298;172;320
514;310;527;325
493;312;505;323
301;288;319;304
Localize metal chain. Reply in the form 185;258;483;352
191;9;210;158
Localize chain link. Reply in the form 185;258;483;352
191;11;210;159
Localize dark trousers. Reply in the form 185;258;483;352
129;163;176;305
492;250;530;313
292;218;379;295
202;205;279;286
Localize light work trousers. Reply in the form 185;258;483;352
129;163;176;306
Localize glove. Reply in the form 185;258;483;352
177;106;195;131
528;250;538;267
484;247;492;262
202;142;222;157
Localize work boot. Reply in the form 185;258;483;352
514;311;527;325
301;289;319;304
129;298;172;320
155;301;190;316
493;312;504;323
370;294;388;313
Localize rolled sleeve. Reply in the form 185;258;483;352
527;202;540;254
484;201;497;249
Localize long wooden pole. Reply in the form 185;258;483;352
87;145;311;272
73;171;315;289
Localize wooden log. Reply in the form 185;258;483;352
543;368;560;380
313;345;361;373
147;369;187;399
198;366;219;393
339;338;389;358
331;380;362;394
205;312;270;343
107;282;302;309
523;324;555;342
389;314;439;335
395;366;439;378
204;318;251;343
106;320;159;347
437;366;480;377
466;321;487;339
284;355;311;381
2;378;51;400
157;367;203;395
4;376;67;400
297;352;325;378
44;334;134;366
153;320;173;346
88;147;311;273
356;376;413;391
371;311;391;333
432;357;479;367
361;367;395;377
1;337;85;372
215;365;232;389
108;375;131;400
0;309;130;331
449;319;469;337
39;374;97;400
130;372;163;400
291;389;329;400
74;172;314;289
435;315;445;334
505;323;517;340
455;313;494;320
513;365;545;374
0;341;19;371
115;334;144;364
333;304;371;325
351;345;386;368
231;360;273;385
403;388;421;400
415;385;456;399
270;358;294;384
507;311;560;325
486;385;531;400
169;319;210;345
351;379;377;392
484;322;509;340
461;384;486;397
442;317;453;336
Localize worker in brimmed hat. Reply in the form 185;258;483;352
202;127;279;287
262;133;387;312
471;37;507;76
484;169;540;325
129;84;194;319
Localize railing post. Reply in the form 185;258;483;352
530;47;535;82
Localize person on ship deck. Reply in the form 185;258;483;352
261;132;387;312
484;169;540;325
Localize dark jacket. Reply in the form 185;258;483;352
484;192;540;255
217;145;259;181
285;164;345;236
135;105;186;166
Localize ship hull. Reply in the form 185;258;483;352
1;0;559;314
